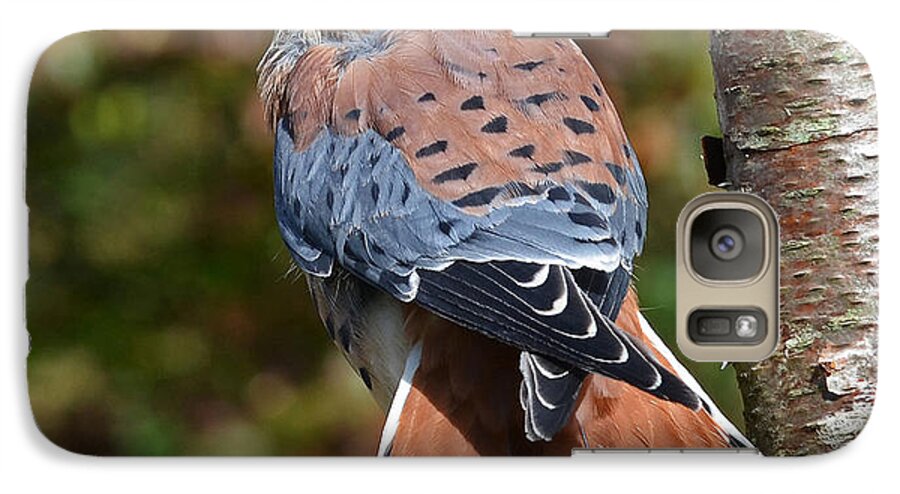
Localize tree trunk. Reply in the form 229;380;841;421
708;31;878;456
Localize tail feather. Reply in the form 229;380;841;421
383;290;753;455
519;352;585;441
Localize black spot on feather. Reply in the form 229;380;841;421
344;108;361;120
385;126;405;142
593;83;603;97
513;60;544;71
401;183;411;203
415;140;448;158
563;150;592;165
563;117;595;135
532;162;564;174
605;162;627;185
509;144;535;159
481;116;508;133
452;187;503;208
548;187;571;202
432;162;478;184
578;181;615;204
525;91;563;107
438;221;454;236
580;95;600;112
418;92;436;102
461;95;485;111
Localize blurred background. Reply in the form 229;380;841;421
26;31;741;456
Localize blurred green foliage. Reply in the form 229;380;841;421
26;31;742;456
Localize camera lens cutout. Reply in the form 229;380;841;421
709;227;743;261
689;208;764;281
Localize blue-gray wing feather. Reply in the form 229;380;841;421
274;118;641;298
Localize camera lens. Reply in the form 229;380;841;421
689;208;765;281
710;227;743;260
716;235;735;253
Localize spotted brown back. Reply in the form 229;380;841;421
279;31;635;214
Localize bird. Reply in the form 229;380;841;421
257;30;752;455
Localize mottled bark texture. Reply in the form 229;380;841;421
709;31;877;456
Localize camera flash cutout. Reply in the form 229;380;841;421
735;315;758;339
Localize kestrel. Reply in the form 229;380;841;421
258;30;751;455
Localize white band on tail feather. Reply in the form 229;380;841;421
377;340;423;456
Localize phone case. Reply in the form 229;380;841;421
26;30;877;456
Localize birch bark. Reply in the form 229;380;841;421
708;30;878;455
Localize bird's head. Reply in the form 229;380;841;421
257;30;387;131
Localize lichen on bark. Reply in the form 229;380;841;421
709;31;877;456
